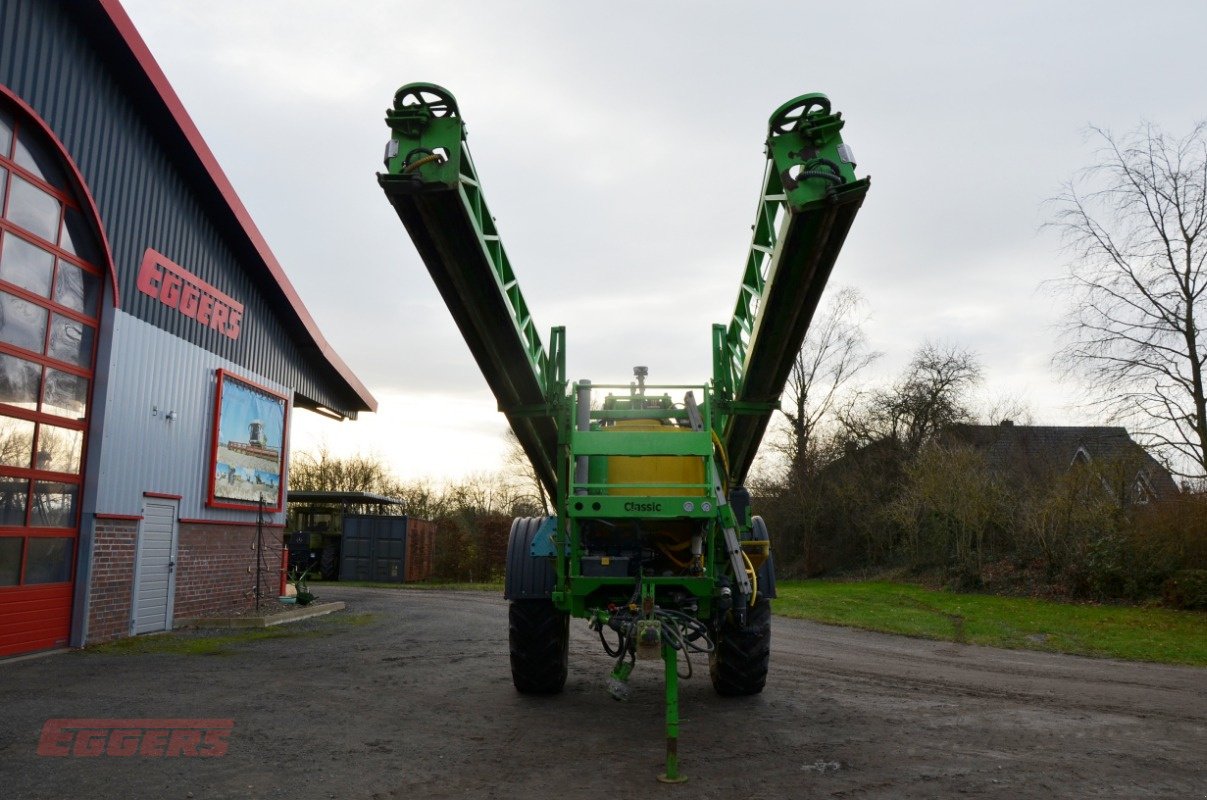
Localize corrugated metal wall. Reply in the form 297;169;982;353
94;311;288;524
0;0;362;416
339;515;410;583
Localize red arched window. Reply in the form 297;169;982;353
0;96;104;654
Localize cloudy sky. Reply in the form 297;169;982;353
122;0;1206;484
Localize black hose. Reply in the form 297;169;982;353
797;157;845;187
603;607;714;658
599;626;624;658
800;170;844;186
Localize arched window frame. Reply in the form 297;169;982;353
0;86;112;590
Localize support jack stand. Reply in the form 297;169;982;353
657;641;688;784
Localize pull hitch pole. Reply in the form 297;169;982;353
658;641;687;784
594;579;692;783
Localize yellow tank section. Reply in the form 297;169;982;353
605;420;706;497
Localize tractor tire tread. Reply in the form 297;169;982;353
709;597;771;696
509;599;568;694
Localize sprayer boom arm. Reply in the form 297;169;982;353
713;94;870;485
378;84;563;497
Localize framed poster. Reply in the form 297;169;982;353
207;369;289;512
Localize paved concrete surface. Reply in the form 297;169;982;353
0;586;1203;799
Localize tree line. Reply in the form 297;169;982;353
754;335;1205;605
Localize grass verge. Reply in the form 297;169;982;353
85;613;374;656
774;580;1207;666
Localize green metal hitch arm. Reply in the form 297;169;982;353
715;93;871;486
377;84;564;498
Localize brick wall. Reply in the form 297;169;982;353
86;518;138;643
173;522;284;619
86;518;285;644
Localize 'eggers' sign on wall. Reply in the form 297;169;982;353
136;248;244;340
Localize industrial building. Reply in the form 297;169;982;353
0;0;375;657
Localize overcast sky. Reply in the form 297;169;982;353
121;0;1206;484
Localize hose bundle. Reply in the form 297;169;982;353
592;606;714;679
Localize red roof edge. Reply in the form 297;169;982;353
97;0;377;414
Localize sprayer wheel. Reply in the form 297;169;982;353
509;599;569;694
709;597;771;696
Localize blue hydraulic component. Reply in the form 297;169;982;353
529;516;558;558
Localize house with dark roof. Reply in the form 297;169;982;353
0;0;375;656
940;422;1180;505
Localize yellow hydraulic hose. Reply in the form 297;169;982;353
712;429;755;605
710;430;731;494
403;153;444;173
741;548;758;607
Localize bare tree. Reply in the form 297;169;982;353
780;287;881;469
840;342;982;456
389;480;446;520
288;445;401;495
979;394;1035;427
1049;122;1207;479
443;470;538;519
502;428;550;515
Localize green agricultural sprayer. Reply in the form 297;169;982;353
378;83;869;781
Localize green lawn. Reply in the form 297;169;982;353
774;580;1207;666
324;578;1206;666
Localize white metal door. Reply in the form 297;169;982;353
131;499;179;634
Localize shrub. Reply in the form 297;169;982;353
890;444;1012;585
431;512;511;582
1161;570;1207;610
1015;463;1120;595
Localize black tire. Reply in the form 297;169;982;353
508;599;569;694
751;516;777;599
504;517;556;600
320;543;339;581
709;597;771;696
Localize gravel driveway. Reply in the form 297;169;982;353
0;586;1203;799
